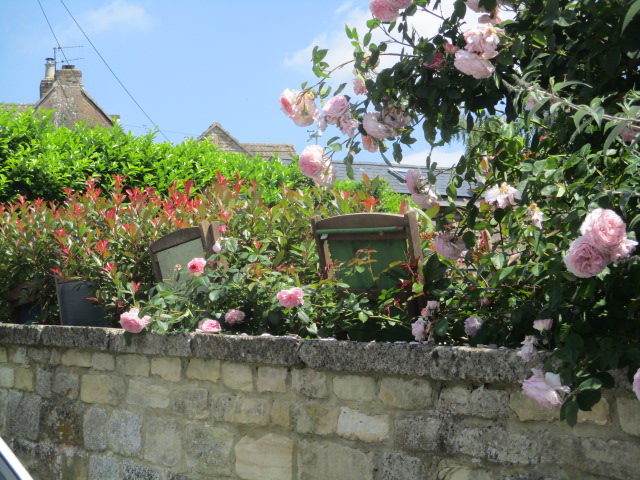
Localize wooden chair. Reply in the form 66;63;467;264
311;212;424;302
150;220;221;282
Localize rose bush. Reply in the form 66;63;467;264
281;0;640;424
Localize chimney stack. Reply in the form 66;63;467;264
55;64;83;86
40;58;55;98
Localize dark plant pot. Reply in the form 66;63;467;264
54;278;108;327
8;283;42;324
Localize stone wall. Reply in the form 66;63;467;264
0;324;638;480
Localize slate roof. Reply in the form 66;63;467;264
331;161;474;200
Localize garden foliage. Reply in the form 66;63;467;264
280;0;640;423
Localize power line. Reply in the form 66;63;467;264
58;0;171;142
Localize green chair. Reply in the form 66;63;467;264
311;212;424;305
150;220;221;282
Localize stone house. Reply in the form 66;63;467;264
2;58;115;129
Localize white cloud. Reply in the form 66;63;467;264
402;148;465;168
80;0;153;35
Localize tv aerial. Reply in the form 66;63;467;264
53;45;84;66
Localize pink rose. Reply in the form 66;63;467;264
480;297;490;306
381;105;410;129
388;0;413;8
119;308;150;333
463;24;503;56
277;287;305;308
420;301;440;318
580;208;628;251
224;309;245;325
405;169;422;195
464;316;483;337
411;318;426;342
353;77;367;95
280;89;318;127
322;95;351;125
444;42;460;54
454;50;495;79
483;182;521;208
361;135;379;153
187;257;206;275
370;0;400;22
424;51;446;70
197;318;222;333
533;318;553;332
522;368;570;409
527;203;543;228
412;192;439;210
212;240;222;254
633;368;640;401
465;0;488;13
563;236;609;278
363;111;395;139
611;237;638;263
338;117;359;137
620;125;638;143
434;231;466;261
520;335;538;362
298;145;335;185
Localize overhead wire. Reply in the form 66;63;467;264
57;0;171;142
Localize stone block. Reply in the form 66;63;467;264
81;374;125;405
450;425;539;465
42;400;82;445
190;333;302;365
221;362;254;391
14;367;34;391
107;409;142;456
49;348;62;365
292;402;339;436
150;357;182;382
143;416;183;467
333;374;377;402
436;462;495;480
6;391;41;441
171;387;209;419
11;347;28;364
28;348;50;363
127;380;170;409
617;396;640;436
382;452;425;480
292;369;328;398
271;399;292;429
337;406;390;442
61;350;93;368
0;365;14;388
509;392;558;422
108;330;192;357
0;346;7;362
116;354;150;377
185;358;220;382
578;397;610;426
257;366;288;393
183;422;234;475
88;455;120;480
211;393;271;425
92;353;115;371
52;370;80;399
0;389;7;430
394;414;443;451
379;377;433;409
35;365;54;397
84;407;108;451
581;436;640;479
297;440;376;480
122;462;162;480
439;384;510;419
236;434;293;480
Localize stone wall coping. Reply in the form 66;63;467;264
0;324;549;385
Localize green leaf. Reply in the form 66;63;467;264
560;398;578;427
576;389;601;411
577;378;603;391
622;0;640;34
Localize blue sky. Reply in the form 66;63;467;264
0;0;465;167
